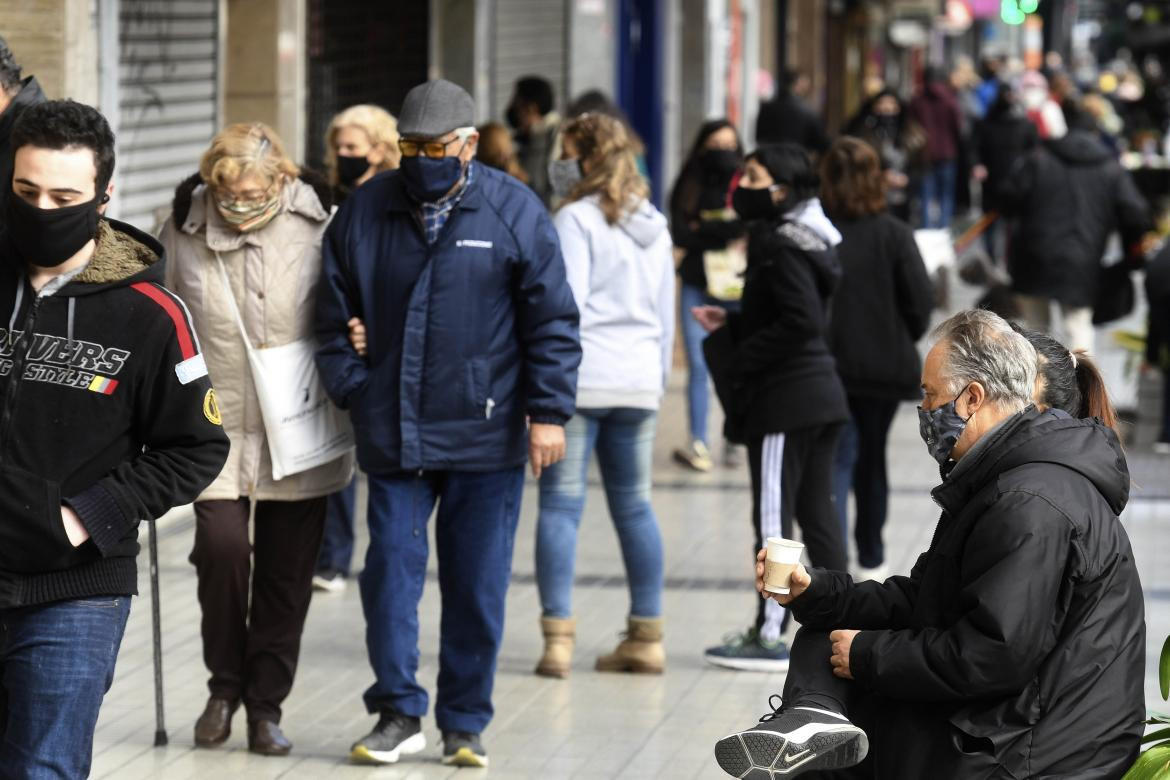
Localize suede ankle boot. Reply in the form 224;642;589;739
535;616;575;678
595;616;665;674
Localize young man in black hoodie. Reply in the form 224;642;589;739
0;100;229;776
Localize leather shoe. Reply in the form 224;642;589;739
194;697;238;747
248;719;292;756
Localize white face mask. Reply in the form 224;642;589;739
548;158;584;199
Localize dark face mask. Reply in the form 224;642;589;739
5;190;101;268
731;184;781;221
399;154;467;203
336;154;373;188
917;387;973;466
700;148;741;182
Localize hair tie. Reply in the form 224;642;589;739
1070;351;1078;369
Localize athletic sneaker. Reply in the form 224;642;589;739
312;569;347;593
704;628;790;672
673;440;713;472
714;695;868;777
723;440;746;468
442;730;489;768
350;710;426;765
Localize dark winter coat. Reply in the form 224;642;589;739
974;107;1038;212
909;84;963;163
314;161;581;474
755;93;831;155
1145;242;1170;367
0;218;229;608
0;76;47;222
704;218;848;442
828;213;933;400
792;408;1145;779
669;168;745;291
1000;130;1150;308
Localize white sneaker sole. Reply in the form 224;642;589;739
714;723;868;777
703;653;790;673
350;732;426;765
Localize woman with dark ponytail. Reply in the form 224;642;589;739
1011;324;1120;433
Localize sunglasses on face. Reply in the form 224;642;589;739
398;132;472;159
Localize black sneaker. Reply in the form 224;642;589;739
442;730;489;768
714;695;868;777
349;710;426;765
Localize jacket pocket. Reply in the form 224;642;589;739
464;357;493;420
0;464;79;574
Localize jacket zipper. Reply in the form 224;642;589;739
0;293;44;455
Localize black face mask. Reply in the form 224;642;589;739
4;191;101;268
505;104;522;131
700;149;741;182
336;154;373;188
731;184;781;221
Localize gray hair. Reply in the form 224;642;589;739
0;36;22;95
931;309;1037;412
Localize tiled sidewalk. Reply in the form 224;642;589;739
87;371;1170;778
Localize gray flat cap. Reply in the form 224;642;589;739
398;79;475;138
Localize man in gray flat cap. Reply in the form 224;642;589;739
316;78;581;768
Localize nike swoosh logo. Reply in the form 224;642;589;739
782;749;811;764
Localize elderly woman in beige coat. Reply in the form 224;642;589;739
159;122;352;757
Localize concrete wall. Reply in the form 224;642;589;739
1;0;98;104
223;0;306;160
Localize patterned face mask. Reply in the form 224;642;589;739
917;386;973;466
215;186;282;233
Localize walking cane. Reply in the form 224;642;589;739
149;521;168;747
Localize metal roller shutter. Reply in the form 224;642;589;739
114;0;219;232
492;0;568;118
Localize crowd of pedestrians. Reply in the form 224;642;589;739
0;29;1161;779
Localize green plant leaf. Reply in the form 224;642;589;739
1121;744;1170;780
1161;634;1170;702
1153;713;1170;725
1142;728;1170;745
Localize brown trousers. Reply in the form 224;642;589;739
190;497;326;723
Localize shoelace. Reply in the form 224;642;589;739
758;694;787;723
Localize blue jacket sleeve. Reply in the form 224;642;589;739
315;206;369;408
514;205;581;425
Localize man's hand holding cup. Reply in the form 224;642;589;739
755;539;810;605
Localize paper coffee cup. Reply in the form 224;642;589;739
764;537;804;594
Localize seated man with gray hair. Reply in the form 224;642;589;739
715;309;1146;778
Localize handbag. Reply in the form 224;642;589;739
1093;261;1135;325
215;254;353;480
701;208;748;301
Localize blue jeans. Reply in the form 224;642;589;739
920;159;957;229
0;595;131;778
316;479;356;576
535;408;664;619
360;467;524;734
680;283;740;445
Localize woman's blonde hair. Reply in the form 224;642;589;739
325;104;400;187
199;122;299;190
558;113;647;224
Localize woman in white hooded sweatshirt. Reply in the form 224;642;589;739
533;113;675;678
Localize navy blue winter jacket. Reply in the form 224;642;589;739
315;162;581;474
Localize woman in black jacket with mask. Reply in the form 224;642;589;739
669;120;746;471
694;143;849;671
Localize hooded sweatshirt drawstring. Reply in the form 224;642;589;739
8;279;23;333
67;297;76;348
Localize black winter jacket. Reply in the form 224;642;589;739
1000;130;1150;308
705;218;849;442
0;218;229;608
1146;242;1170;367
0;76;47;222
792;408;1145;779
829;213;933;400
973;108;1038;213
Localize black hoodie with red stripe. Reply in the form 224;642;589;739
0;217;229;608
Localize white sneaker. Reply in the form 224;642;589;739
312;571;347;593
673;440;714;472
853;563;889;583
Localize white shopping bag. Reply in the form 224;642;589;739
216;255;353;480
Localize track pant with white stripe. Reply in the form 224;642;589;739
748;423;847;642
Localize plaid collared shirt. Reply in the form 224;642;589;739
418;162;476;245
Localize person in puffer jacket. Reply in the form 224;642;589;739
532;113;675;680
316;79;580;769
0;100;228;777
